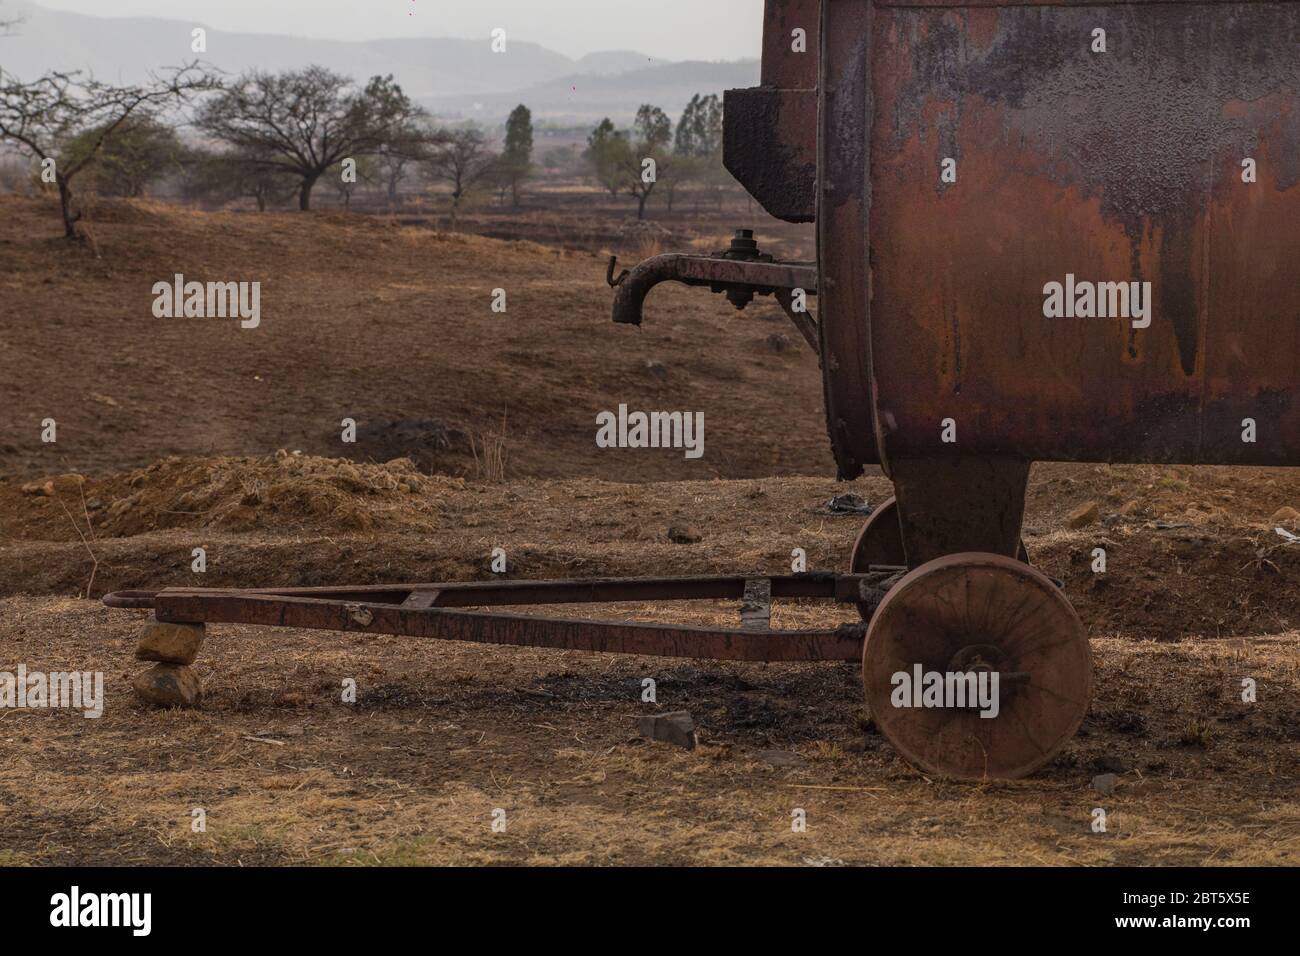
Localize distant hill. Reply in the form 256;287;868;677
429;59;761;125
0;0;756;124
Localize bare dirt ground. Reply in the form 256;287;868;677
0;195;1296;866
0;194;823;484
1;456;1298;866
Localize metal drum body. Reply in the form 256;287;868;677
727;0;1300;479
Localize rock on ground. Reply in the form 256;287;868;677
666;525;702;545
1271;506;1300;526
134;621;205;665
132;663;202;708
1091;773;1118;796
1067;501;1101;529
637;711;697;750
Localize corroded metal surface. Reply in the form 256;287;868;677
818;0;882;476
868;1;1300;467
608;252;817;327
889;457;1031;564
849;494;1029;597
761;0;820;88
723;0;820;222
862;552;1092;780
109;573;884;608
724;88;818;223
152;591;867;662
716;0;1300;474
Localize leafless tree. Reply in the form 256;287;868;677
1;1;23;34
376;128;439;210
197;67;425;211
424;128;496;228
0;64;214;237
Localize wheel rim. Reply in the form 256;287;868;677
849;497;909;573
862;552;1091;780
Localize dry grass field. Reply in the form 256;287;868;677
0;196;1296;865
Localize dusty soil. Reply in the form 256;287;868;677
1;455;1298;866
5;454;1300;644
0;194;824;484
0;195;1295;866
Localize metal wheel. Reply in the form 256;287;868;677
849;497;1030;620
849;496;910;571
861;552;1091;780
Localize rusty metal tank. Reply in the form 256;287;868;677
99;2;1300;783
614;0;1300;566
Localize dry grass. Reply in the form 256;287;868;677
1;461;1299;865
468;412;510;483
1;194;1297;866
0;593;1295;866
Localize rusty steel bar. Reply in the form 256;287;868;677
610;254;817;327
104;572;899;611
775;287;820;351
102;590;167;608
146;590;868;662
102;571;908;662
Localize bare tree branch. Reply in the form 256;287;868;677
0;63;219;237
196;67;427;211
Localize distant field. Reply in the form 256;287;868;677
0;194;826;484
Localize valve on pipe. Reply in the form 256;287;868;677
607;229;819;350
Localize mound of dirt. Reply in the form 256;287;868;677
5;457;1300;643
1;453;458;540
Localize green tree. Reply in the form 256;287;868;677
541;144;579;175
674;93;722;158
501;103;533;208
673;93;727;211
626;104;672;220
65;114;181;197
635;104;672;152
584;117;628;199
585;108;675;220
180;147;297;212
331;154;379;210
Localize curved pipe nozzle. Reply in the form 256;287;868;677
610;254;712;327
609;253;818;327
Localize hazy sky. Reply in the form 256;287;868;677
31;0;765;61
